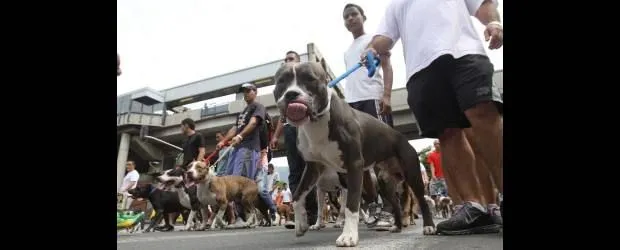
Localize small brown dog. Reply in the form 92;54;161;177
276;204;293;226
374;157;424;231
434;196;454;219
186;161;267;229
400;185;417;227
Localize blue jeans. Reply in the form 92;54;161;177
256;167;276;216
430;178;448;196
225;147;260;179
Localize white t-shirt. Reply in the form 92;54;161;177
343;34;385;103
420;163;426;173
267;171;280;191
121;170;140;192
375;0;494;81
283;188;292;203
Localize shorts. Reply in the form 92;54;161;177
406;54;503;138
348;99;394;127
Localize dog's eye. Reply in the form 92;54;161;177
298;74;316;82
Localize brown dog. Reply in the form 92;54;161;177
400;184;417;227
186;161;266;229
276;204;293;225
374;157;423;230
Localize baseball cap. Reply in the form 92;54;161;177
237;83;257;93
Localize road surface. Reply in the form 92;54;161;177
117;221;502;250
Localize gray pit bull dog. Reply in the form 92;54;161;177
272;62;436;247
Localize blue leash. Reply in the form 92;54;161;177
328;51;381;88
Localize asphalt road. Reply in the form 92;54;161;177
117;221;503;250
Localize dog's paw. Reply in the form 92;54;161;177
295;219;309;237
336;230;359;247
389;225;401;233
423;226;437;235
197;224;209;231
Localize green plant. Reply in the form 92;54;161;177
418;146;433;178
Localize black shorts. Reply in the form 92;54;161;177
406;54;503;138
349;99;394;127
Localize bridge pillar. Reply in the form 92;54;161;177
117;133;131;192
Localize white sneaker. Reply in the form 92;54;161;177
374;211;394;230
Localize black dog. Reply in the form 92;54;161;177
128;184;190;233
155;168;206;230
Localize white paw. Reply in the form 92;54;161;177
309;223;324;231
423;226;436;235
213;218;225;229
293;203;309;237
336;230;359;247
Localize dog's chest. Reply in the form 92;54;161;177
174;188;191;209
298;115;345;171
197;183;217;205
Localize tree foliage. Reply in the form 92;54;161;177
418;146;433;177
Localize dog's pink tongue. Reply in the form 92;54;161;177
286;103;308;121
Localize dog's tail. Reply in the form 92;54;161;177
395;136;433;225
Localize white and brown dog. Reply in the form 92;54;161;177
185;161;269;229
272;62;436;247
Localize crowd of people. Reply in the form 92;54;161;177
118;0;503;237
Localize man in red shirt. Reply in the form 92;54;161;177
427;140;448;196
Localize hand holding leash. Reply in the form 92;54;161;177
327;51;381;88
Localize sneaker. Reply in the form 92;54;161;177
367;202;380;215
374;211;395;231
487;204;503;225
452;204;463;216
436;201;501;235
284;220;295;229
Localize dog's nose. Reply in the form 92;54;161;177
284;91;300;102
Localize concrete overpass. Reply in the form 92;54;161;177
116;42;503;190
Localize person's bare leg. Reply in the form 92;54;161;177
465;128;495;206
442;165;463;205
439;128;482;204
464;102;502;193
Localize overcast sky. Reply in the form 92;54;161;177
117;0;503;108
117;0;502;169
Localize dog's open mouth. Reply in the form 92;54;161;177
286;101;309;122
184;173;198;188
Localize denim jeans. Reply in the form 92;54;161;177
256;167;276;215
